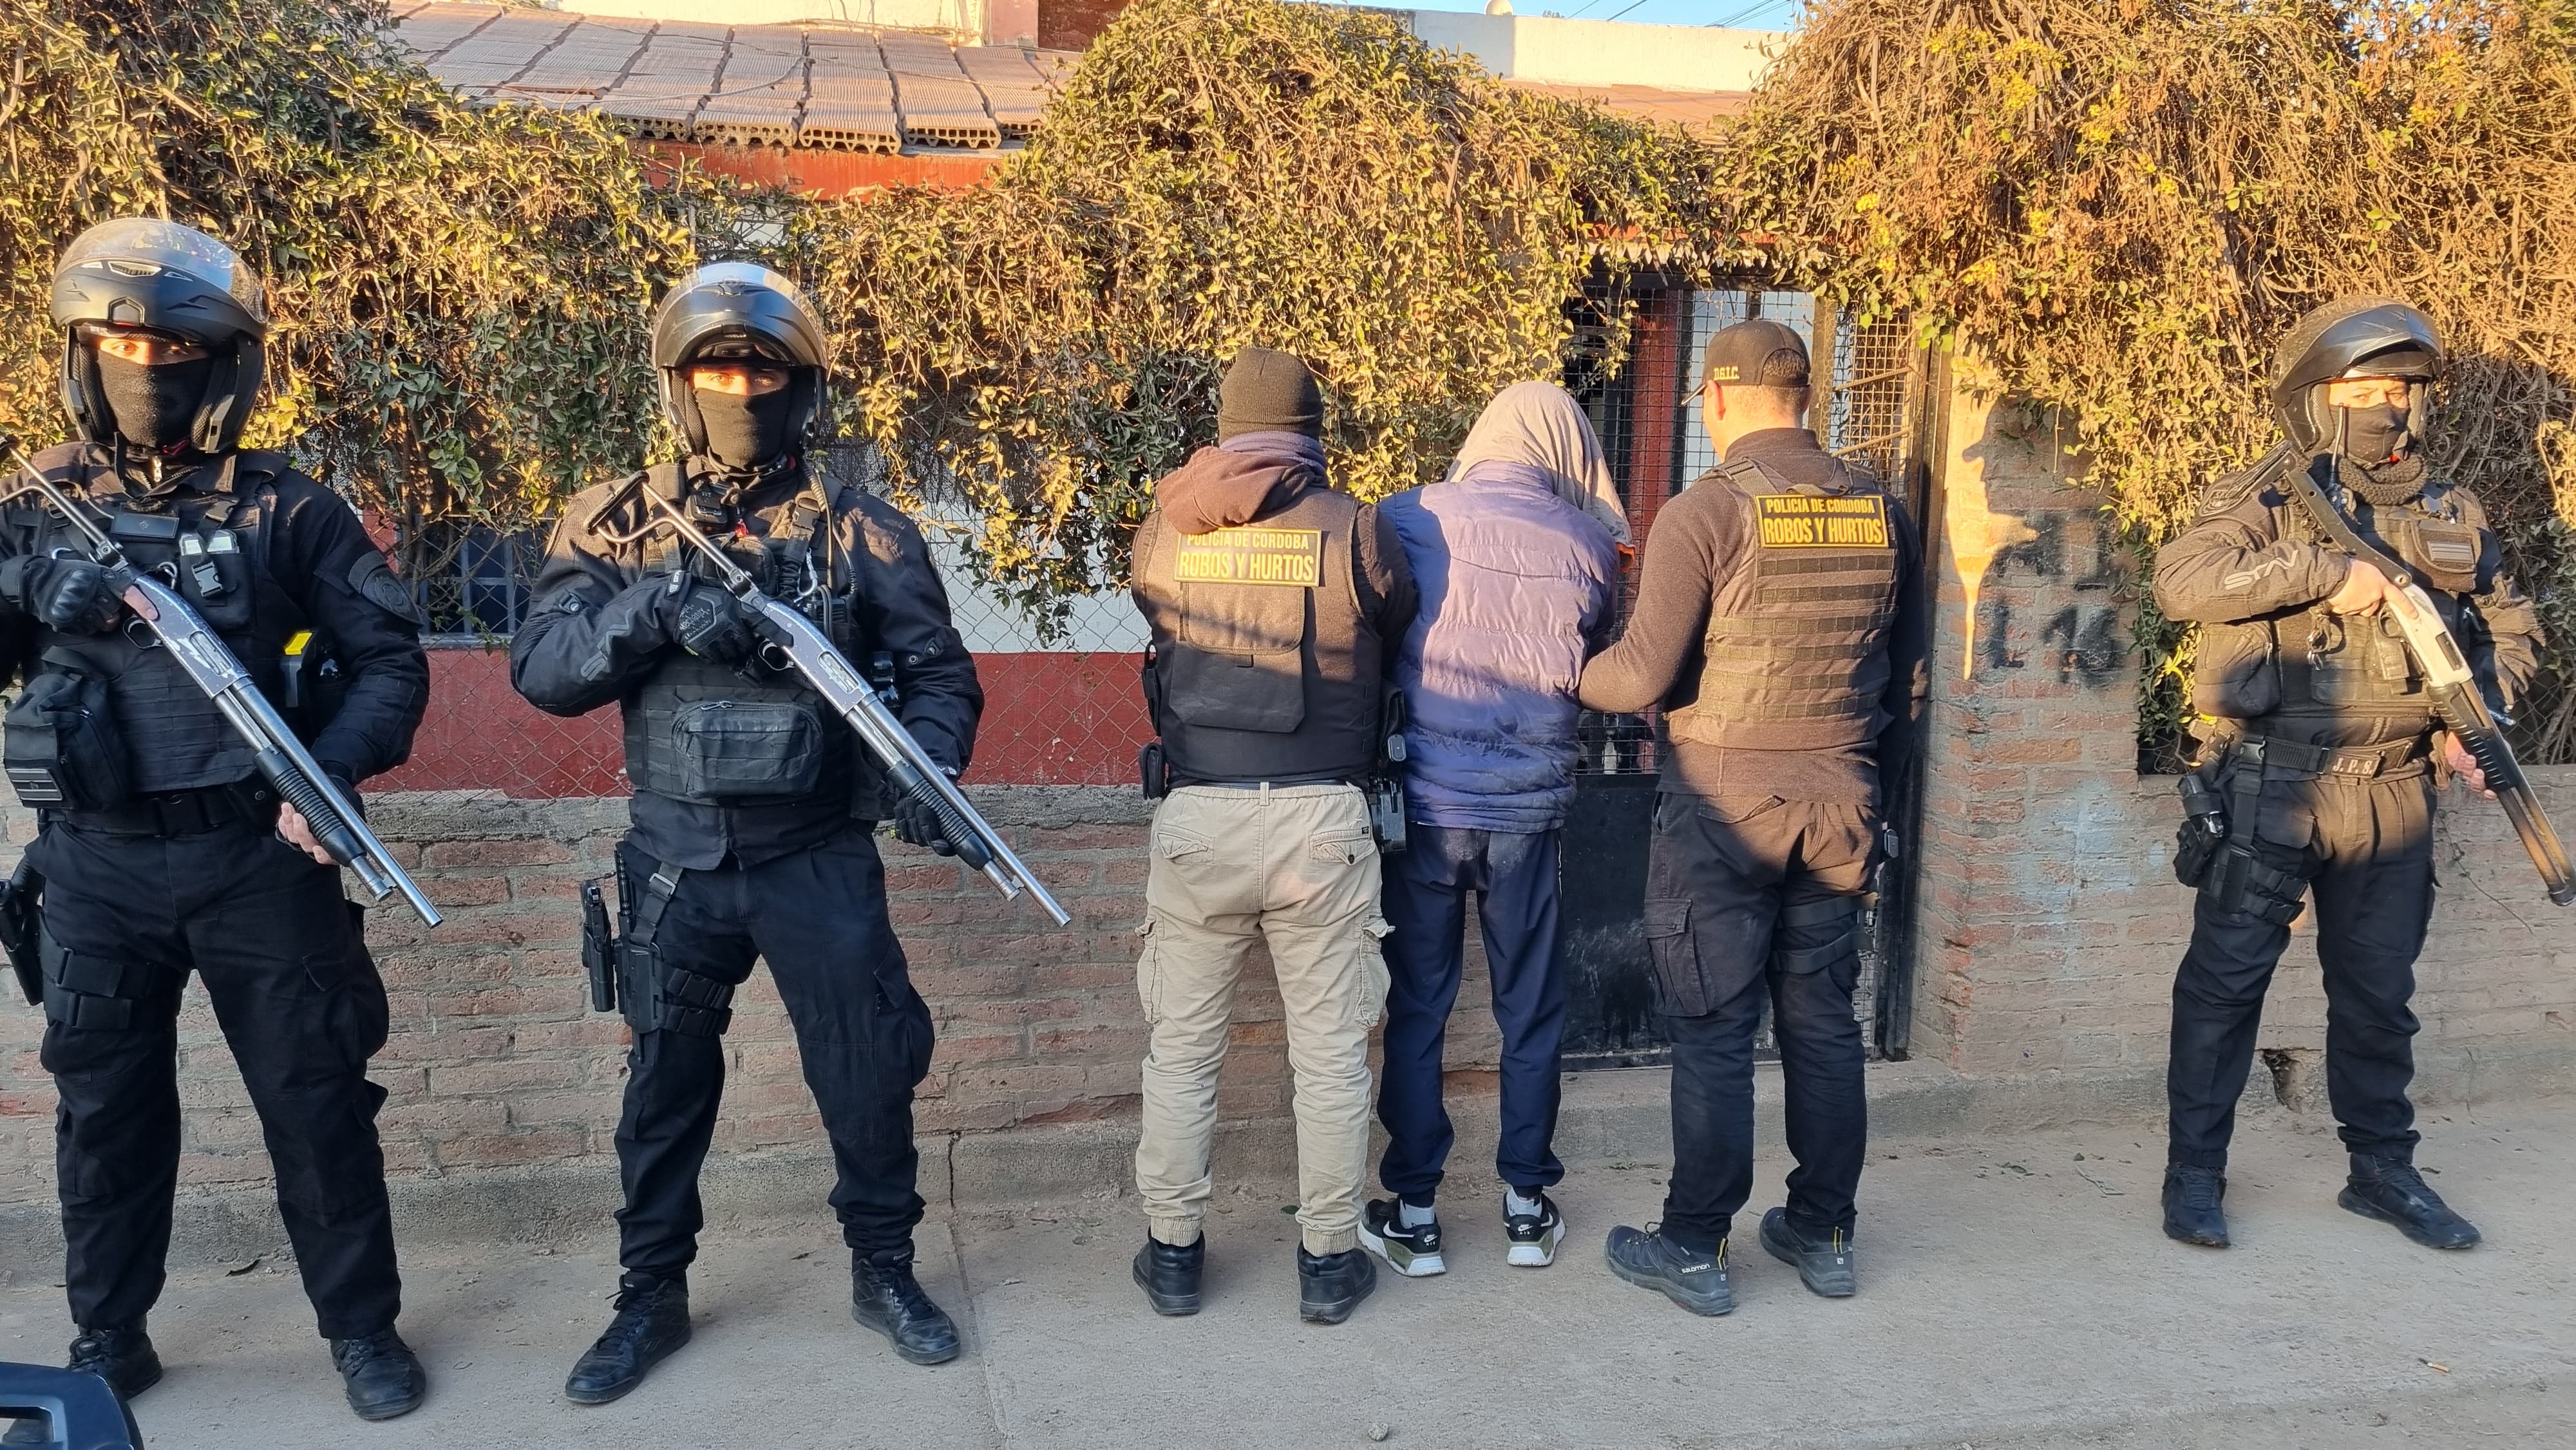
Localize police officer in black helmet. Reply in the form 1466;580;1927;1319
512;263;983;1397
2152;297;2544;1251
1;219;431;1433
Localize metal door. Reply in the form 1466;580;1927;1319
1556;282;1931;1064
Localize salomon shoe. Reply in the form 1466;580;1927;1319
1759;1208;1856;1297
2340;1154;2481;1250
1604;1224;1732;1317
565;1272;692;1405
1504;1191;1565;1268
1359;1199;1445;1278
2162;1165;2230;1248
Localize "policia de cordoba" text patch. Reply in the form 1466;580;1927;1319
1172;527;1325;587
1754;494;1890;549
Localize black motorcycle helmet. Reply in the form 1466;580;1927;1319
50;218;270;455
2268;296;2443;454
649;263;829;458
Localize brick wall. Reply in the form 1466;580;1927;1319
1911;382;2576;1093
0;787;1506;1213
4;370;2569;1229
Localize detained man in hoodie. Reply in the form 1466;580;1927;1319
1355;383;1624;1279
1126;348;1418;1325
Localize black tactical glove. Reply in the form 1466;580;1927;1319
675;581;760;666
0;555;121;634
893;771;962;856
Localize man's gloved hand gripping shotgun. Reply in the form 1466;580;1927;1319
0;432;441;926
585;475;1070;928
2287;454;2575;905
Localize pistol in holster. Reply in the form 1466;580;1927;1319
0;858;42;1008
580;876;617;1014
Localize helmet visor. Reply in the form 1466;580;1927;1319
57;219;267;332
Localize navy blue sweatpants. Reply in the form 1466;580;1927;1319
1375;824;1568;1203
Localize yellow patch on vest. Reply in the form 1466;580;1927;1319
1753;494;1890;549
1172;526;1325;587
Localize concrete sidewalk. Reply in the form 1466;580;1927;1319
5;1095;2572;1449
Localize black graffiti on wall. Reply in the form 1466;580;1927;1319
1973;509;2129;690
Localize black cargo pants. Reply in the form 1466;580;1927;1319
2168;760;2436;1169
1642;793;1875;1251
29;817;401;1340
611;828;934;1277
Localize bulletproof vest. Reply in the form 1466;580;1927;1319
620;466;863;809
2264;480;2481;731
1663;456;1902;751
14;447;300;793
1136;484;1385;784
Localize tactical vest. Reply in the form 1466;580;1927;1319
1663;456;1902;752
2260;478;2483;732
12;446;302;794
619;464;864;810
1135;485;1385;785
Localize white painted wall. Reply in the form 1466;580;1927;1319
544;0;985;35
1403;10;1779;93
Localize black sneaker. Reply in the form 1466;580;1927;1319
1296;1246;1377;1324
1;1328;160;1447
2162;1165;2230;1248
328;1329;427;1422
565;1272;692;1405
1604;1224;1732;1316
2340;1154;2481;1250
1132;1237;1205;1316
852;1259;963;1365
1359;1198;1445;1277
1759;1208;1856;1297
1504;1191;1565;1268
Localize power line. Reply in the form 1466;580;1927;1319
1710;0;1794;28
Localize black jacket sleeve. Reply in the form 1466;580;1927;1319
2453;489;2547;710
272;478;430;786
509;480;681;719
849;496;983;775
1354;503;1417;647
2151;484;2351;626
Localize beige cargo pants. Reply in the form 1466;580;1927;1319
1134;784;1390;1256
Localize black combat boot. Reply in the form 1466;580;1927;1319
564;1272;693;1405
1759;1207;1857;1297
852;1257;961;1365
2;1328;161;1446
2162;1165;2230;1248
1604;1224;1732;1316
328;1328;426;1422
1295;1246;1376;1325
2340;1153;2481;1250
1133;1236;1205;1316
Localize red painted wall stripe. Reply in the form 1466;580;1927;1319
375;647;1150;796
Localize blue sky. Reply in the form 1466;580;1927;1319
1321;1;1804;31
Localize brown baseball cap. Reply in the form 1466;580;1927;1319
1700;317;1811;390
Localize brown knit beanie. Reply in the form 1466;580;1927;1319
1217;346;1325;440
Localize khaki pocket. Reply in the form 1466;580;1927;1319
1309;833;1373;869
1135;916;1165;1026
1354;917;1392;1031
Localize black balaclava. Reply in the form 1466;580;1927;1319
695;384;793;470
2334;397;2428;507
98;352;211;452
